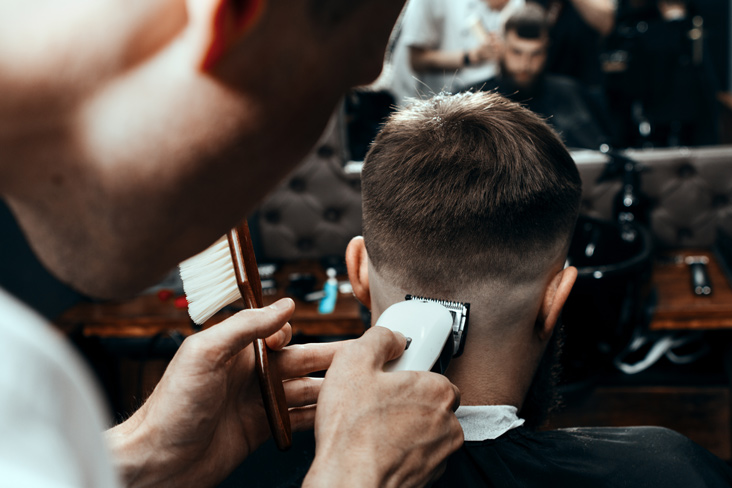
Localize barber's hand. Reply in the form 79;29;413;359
303;326;464;488
105;298;336;488
472;33;503;64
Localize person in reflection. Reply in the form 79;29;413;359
386;0;524;105
472;2;614;149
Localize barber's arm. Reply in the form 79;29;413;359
569;0;616;36
105;299;329;488
106;300;462;488
305;326;464;488
410;35;502;73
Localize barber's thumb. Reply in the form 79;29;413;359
361;326;408;367
261;298;295;332
184;298;295;364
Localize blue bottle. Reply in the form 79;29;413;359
318;268;338;314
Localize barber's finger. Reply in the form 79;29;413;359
283;377;323;408
264;322;292;351
451;383;461;412
187;298;295;365
289;405;316;432
276;341;348;378
432;375;462;413
397;372;461;415
347;326;408;369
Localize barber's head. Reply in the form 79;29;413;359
0;0;404;177
500;3;551;90
349;91;580;317
0;0;405;297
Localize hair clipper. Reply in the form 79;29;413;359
375;295;470;374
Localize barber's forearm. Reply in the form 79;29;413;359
410;46;468;72
570;0;616;36
105;411;205;488
105;413;162;488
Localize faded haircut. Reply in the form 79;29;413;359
361;91;581;294
504;2;551;39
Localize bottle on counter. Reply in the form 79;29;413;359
318;268;339;314
613;160;650;229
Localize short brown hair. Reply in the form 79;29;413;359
361;91;581;294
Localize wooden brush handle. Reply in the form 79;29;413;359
227;223;292;451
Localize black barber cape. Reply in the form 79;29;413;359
220;425;732;487
434;426;732;487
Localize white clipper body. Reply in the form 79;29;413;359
376;300;454;372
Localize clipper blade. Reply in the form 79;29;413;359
405;295;470;357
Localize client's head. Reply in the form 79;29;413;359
346;91;581;418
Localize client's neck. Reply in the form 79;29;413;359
444;323;543;409
369;273;547;410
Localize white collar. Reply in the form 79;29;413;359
455;405;525;441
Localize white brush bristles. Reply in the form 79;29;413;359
179;236;240;325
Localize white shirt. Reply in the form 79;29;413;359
0;287;120;487
387;0;524;105
456;405;525;441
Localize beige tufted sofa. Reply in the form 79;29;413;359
254;118;732;261
574;145;732;248
252;106;362;262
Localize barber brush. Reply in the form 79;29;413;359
179;221;291;450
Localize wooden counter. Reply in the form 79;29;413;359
56;261;366;340
650;249;732;331
57;251;732;338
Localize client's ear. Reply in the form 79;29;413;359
346;236;371;309
537;266;578;340
199;0;266;70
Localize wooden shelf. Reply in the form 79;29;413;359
650;250;732;331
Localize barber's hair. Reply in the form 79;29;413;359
504;2;551;39
361;91;581;293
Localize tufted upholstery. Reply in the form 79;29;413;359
253;106;363;262
575;145;732;248
255;135;732;262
